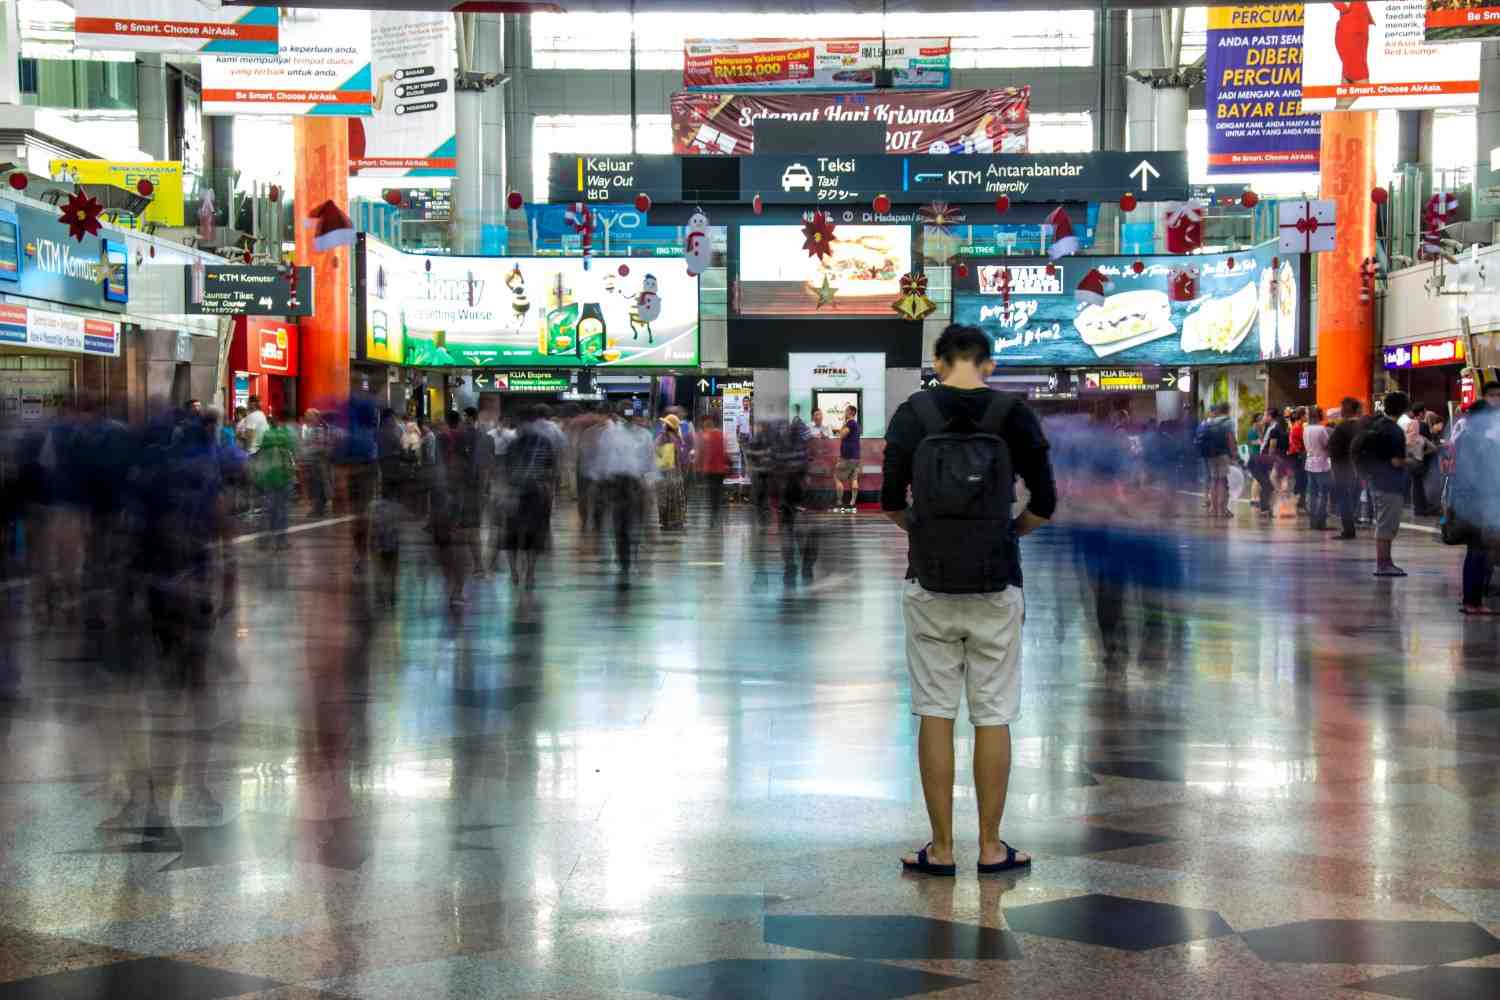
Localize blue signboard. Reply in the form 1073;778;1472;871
524;203;682;255
2;197;127;313
953;241;1306;368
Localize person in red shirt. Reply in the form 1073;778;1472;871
695;415;730;528
1288;406;1308;513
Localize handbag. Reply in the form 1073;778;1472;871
1439;477;1474;546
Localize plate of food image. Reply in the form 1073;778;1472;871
1181;281;1258;356
1073;290;1175;357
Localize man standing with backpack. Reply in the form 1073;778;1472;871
881;324;1056;877
1195;402;1237;518
1357;391;1413;577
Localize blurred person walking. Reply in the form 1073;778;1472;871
656;414;688;531
1451;383;1500;614
1328;397;1363;539
299;408;331;516
1196;402;1237;518
1289;407;1308;512
1303;406;1332;531
1358;391;1412;577
254;410;298;550
500;406;560;588
598;405;655;587
696;415;730;528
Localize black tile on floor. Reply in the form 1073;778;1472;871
0;957;283;1000
998;820;1172;858
1350;966;1500;999
1002;893;1232;951
764;915;1022;960
1241;920;1500;966
627;958;975;1000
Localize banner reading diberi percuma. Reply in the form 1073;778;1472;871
684;38;950;91
201;9;372;116
349;12;456;176
671;87;1029;155
1206;4;1320;173
1301;0;1479;110
1426;0;1500;42
73;0;278;55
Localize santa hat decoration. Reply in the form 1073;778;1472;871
1045;206;1078;260
1075;268;1113;308
307;200;355;252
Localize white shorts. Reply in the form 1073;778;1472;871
901;580;1024;727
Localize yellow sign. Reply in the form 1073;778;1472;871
48;160;184;228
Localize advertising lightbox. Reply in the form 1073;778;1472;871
737;225;911;317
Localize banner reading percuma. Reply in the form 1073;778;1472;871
1426;0;1500;41
1206;4;1320;173
684;38;950;91
358;238;699;368
73;0;278;55
349;11;456;176
202;9;372;116
1301;0;1480;110
670;88;1029;155
953;243;1307;368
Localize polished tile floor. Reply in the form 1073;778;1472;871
3;501;1500;999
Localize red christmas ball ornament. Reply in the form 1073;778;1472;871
136;178;154;198
1271;256;1280;269
506;191;523;211
1371;186;1389;206
752;193;763;216
242;250;252;264
1241;190;1259;208
618;264;630;277
1132;260;1145;275
1225;256;1235;271
268;184;281;203
955;262;969;279
1045;262;1057;277
873;193;892;215
634;192;652;213
1119;192;1137;213
7;172;25;191
383;189;403;207
993;194;1010;214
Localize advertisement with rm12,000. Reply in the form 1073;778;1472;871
358;238;700;368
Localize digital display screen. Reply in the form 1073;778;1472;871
0;218;18;281
102;239;128;303
737;224;911;317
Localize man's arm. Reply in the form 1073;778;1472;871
881;405;918;529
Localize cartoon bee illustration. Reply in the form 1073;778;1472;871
630;273;662;344
506;263;529;329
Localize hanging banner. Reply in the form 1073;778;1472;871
1301;0;1480;110
202;10;372;116
670;87;1030;156
73;0;279;55
48;160;186;227
1205;4;1320;173
1426;0;1500;41
683;38;950;91
349;12;456;176
0;304;119;358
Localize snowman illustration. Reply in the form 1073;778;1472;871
630;274;662;344
684;210;712;277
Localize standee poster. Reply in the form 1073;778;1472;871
1301;0;1480;110
349;12;457;176
670;88;1030;156
202;10;372;117
1206;4;1320;173
683;38;950;91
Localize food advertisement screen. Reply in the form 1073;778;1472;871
736;225;911;317
953;242;1304;367
359;238;699;368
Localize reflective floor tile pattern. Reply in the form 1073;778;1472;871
2;509;1500;999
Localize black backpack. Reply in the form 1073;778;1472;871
908;390;1016;594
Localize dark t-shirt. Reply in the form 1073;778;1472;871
1327;419;1359;477
1263;420;1290;456
840;419;861;459
1362;415;1408;495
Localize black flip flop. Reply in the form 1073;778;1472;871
978;841;1032;875
901;843;956;877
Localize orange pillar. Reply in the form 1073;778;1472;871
1316;111;1377;413
293;116;350;411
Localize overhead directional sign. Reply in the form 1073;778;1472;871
744;155;892;205
899;152;1188;203
184;265;313;317
549;155;684;204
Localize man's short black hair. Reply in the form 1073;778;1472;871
1341;396;1362;417
933;323;993;365
445;410;461;428
463;406;479;420
1383;391;1409;417
1213;402;1230;415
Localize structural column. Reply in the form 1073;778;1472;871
136;55;169;160
1473;41;1500;218
293;117;350;408
1316;112;1378;412
1125;9;1164;153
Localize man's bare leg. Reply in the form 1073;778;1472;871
906;715;956;865
974;724;1030;865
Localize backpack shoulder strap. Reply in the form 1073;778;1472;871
978;391;1015;436
911;391;948;438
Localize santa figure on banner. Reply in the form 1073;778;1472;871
1163;200;1206;254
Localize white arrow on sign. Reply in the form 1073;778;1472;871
697;378;710;391
1129;160;1160;192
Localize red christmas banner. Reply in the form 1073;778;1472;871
670;87;1030;156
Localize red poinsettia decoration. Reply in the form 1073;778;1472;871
917;201;966;234
801;211;837;261
59;188;103;242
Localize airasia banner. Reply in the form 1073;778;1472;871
671;87;1029;156
683;37;950;91
1427;0;1500;42
1301;0;1480;110
1205;4;1320;173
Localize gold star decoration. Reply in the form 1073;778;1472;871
813;273;838;309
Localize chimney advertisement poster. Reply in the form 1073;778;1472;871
201;9;373;116
349;12;457;176
952;243;1306;368
1205;4;1321;174
73;0;279;55
1301;0;1480;110
683;38;951;91
670;87;1029;155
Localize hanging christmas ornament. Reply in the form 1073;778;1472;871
7;172;26;191
242;249;253;264
506;191;523;211
955;262;969;280
565;201;595;269
1163;199;1206;254
1359;257;1380;304
1132;260;1145;275
1045;262;1057;277
59;188;104;242
1044;206;1078;259
993;194;1010;214
307;200;355;251
1168;265;1199;302
892;272;935;321
1241;189;1259;208
873;193;892;215
634;192;652;213
801;211;837;262
384;189;403;207
1225;256;1235;271
917;201;965;233
813;273;838;310
618;264;630;277
684;208;712;277
752;193;764;216
1370;186;1389;206
1271;256;1280;270
136;178;154;198
1119;192;1137;213
1075;268;1113;307
268;184;281;203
